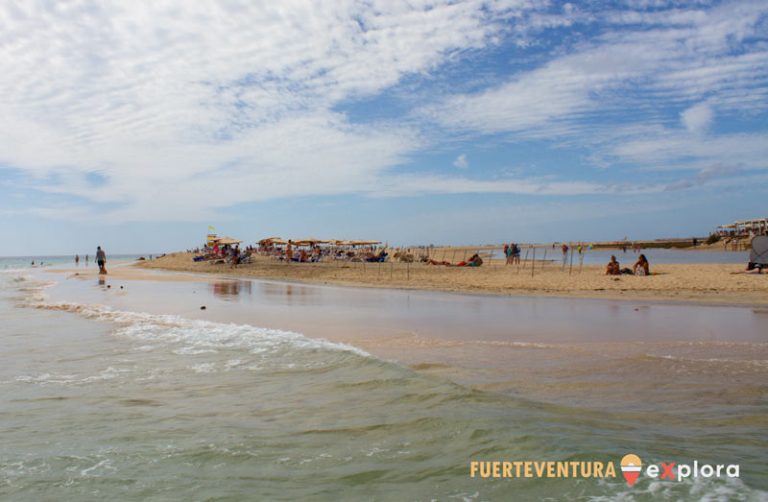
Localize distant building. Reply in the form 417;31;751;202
716;218;768;237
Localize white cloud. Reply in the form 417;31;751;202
0;0;533;220
1;0;766;226
680;102;714;134
611;130;768;168
424;0;768;148
453;154;469;169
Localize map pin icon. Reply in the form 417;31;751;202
621;454;642;487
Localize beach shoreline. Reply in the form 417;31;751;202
130;251;768;306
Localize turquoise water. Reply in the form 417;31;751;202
1;264;767;501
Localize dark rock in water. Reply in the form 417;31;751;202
200;306;206;310
107;285;111;288
138;257;146;261
120;286;124;289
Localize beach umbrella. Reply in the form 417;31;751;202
750;236;768;266
295;238;332;246
214;237;242;245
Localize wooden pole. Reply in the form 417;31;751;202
531;247;536;277
569;243;574;275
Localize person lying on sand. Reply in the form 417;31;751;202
428;254;483;267
633;254;650;276
606;255;620;275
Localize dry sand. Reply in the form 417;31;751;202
134;252;768;306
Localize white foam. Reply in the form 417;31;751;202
27;299;371;360
14;367;131;386
591;472;767;501
647;354;768;368
188;363;217;374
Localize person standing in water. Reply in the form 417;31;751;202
75;254;80;266
96;246;107;275
85;254;89;266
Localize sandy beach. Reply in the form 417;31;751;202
133;251;768;306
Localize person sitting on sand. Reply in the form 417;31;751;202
633;254;650;276
428;259;452;266
457;254;483;267
605;255;620;275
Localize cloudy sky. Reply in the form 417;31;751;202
1;0;766;255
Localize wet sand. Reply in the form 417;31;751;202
135;252;768;306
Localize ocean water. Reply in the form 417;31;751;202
1;263;767;501
488;248;748;266
0;255;148;270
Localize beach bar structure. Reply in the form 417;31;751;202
716;218;768;237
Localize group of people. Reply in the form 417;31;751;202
268;241;387;263
503;243;521;264
606;254;650;276
193;243;254;267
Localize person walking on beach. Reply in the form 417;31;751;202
96;246;107;275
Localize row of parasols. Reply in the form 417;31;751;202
258;237;382;247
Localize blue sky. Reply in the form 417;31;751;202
1;0;766;255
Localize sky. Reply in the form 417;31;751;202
1;0;767;255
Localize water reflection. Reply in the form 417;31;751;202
210;280;252;299
257;282;321;305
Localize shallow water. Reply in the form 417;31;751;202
490;247;748;266
1;264;767;500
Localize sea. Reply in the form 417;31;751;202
1;256;766;501
489;247;749;266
